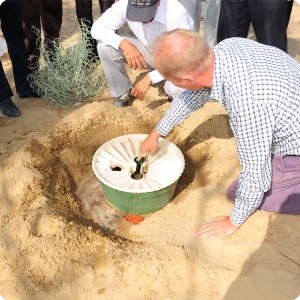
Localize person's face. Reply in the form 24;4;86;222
161;56;215;90
142;0;161;23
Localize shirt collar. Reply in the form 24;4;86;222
210;48;224;103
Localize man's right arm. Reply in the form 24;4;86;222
157;88;211;136
140;88;211;157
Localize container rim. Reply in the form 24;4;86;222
92;134;185;193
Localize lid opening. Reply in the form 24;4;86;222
111;165;122;171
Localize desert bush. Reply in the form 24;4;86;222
29;24;106;107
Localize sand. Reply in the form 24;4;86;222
0;2;300;299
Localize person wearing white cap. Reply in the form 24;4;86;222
91;0;193;107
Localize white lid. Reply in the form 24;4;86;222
92;134;185;193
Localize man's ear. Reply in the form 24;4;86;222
181;73;196;83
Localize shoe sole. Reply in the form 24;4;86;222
18;94;40;99
2;111;21;118
113;100;129;107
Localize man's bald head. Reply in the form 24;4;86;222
153;29;212;79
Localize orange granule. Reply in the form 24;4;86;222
123;214;144;225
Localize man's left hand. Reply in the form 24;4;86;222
131;75;152;100
193;216;240;240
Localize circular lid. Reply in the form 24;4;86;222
92;134;185;193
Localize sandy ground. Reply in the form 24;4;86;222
0;2;300;300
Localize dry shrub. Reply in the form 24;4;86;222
29;24;106;107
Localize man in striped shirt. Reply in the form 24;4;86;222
139;29;300;239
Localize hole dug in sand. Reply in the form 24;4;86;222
28;111;215;237
29;118;153;235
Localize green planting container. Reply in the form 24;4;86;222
92;134;185;214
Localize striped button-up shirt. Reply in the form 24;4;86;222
156;37;300;225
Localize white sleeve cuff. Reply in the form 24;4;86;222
148;70;164;84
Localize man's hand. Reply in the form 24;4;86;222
138;128;161;160
193;216;240;240
119;39;147;70
131;75;152;100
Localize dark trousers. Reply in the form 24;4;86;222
217;0;293;52
75;0;114;56
23;0;63;67
0;0;31;102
